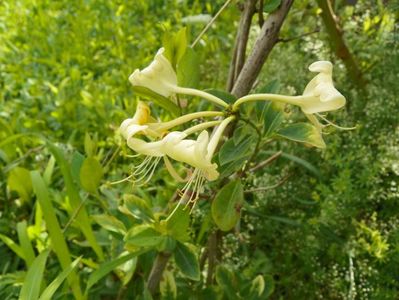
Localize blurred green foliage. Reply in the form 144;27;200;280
0;0;398;299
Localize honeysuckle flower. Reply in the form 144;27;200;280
120;101;224;139
162;116;235;208
231;61;350;147
129;48;177;98
129;47;229;108
232;61;346;115
118;101;228;184
299;61;346;114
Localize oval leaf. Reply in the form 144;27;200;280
211;180;244;231
173;242;200;281
80;157;103;193
125;225;162;248
277;123;326;148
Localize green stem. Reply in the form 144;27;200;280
154;111;224;132
183;120;222;136
206;116;236;159
173;86;229;108
233;93;309;111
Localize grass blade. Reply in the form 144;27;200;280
31;171;83;300
17;221;36;268
47;142;104;261
19;250;49;300
0;233;25;260
38;256;81;300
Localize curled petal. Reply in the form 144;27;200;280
128;48;177;97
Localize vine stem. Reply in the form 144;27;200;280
191;0;233;48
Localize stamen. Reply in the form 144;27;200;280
109;173;135;185
134;157;161;185
315;113;357;130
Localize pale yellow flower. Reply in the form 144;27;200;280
129;48;228;108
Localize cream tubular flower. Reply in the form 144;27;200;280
232;61;346;115
129;48;177;98
118;101;225;184
161;116;235;208
120;101;223;139
300;61;346;114
129;48;228;108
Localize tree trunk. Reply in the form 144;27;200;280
231;0;295;98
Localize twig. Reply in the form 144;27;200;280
147;252;171;296
206;230;220;286
227;0;257;91
244;173;290;193
258;0;265;27
277;28;320;43
191;0;233;48
249;150;282;173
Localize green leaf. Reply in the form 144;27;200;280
219;137;253;166
84;132;95;157
85;250;146;294
250;275;265;298
30;171;83;299
263;0;282;13
70;151;85;186
92;214;126;235
47;142;104;261
262;150;321;178
173;242;200;281
19;250;49;300
174;27;188;65
125;225;163;248
177;47;199;88
0;233;26;260
212;180;244;231
17;221;36;268
8;167;32;204
204;89;237;104
166;205;190;242
215;265;237;299
42;156;55;186
277;123;326;148
38;257;81;300
262;101;285;136
263;275;275;298
80;157;103;193
160;270;177;299
131;86;180;116
120;194;154;222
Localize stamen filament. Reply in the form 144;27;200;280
315;113;357;130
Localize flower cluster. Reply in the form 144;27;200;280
118;48;348;207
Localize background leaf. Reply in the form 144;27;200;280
212;180;244;231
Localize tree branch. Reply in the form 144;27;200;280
277;28;320;43
316;0;366;88
227;0;258;91
147;251;171;296
231;0;294;98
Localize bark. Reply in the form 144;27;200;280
146;251;171;296
316;0;366;88
227;0;258;92
231;0;295;98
